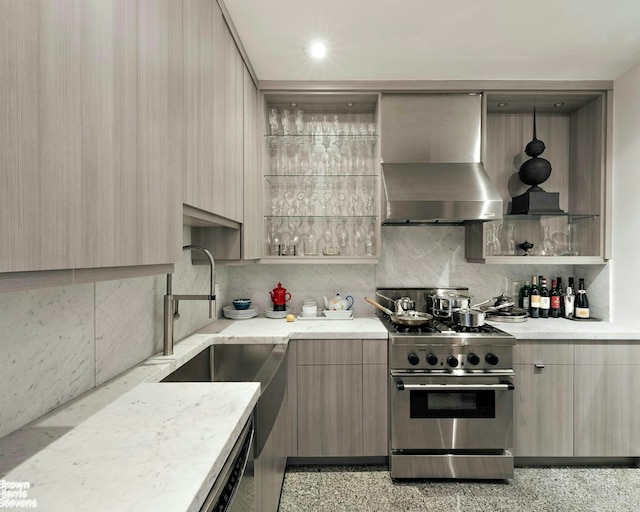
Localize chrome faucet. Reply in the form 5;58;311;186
163;245;216;356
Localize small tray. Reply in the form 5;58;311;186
322;310;353;319
297;314;353;321
567;316;602;322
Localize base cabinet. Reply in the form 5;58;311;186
293;338;387;458
514;340;640;459
254;392;287;512
574;342;640;457
514;363;573;457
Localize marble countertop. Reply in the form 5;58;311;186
487;317;640;340
2;383;259;512
2;312;638;510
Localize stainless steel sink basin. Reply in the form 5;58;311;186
161;343;288;457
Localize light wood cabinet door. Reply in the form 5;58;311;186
182;0;242;223
514;363;573;457
573;341;640;457
1;0;181;272
297;363;363;457
362;363;388;456
242;69;262;260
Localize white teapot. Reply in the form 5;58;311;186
324;293;354;311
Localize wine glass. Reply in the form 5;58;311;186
365;218;376;256
322;219;333;244
305;219;318;256
268;108;279;135
352;218;363;256
337;219;350;256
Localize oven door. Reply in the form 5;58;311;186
390;372;514;450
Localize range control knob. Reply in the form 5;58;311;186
467;353;480;365
408;353;420;366
485;353;499;366
447;355;459;368
426;353;439;366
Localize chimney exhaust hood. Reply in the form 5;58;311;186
381;162;503;224
380;93;504;225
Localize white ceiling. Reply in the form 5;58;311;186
223;0;640;82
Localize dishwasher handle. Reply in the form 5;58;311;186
396;380;515;391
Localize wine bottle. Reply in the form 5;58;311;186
557;277;565;317
539;276;550;318
519;280;531;310
529;276;540;318
550;279;561;318
575;278;590;319
564;277;575;319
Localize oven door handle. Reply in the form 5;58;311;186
395;380;515;391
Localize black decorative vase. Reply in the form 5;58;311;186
511;109;564;215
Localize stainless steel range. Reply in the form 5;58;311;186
377;287;516;480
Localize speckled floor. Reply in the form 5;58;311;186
278;465;640;512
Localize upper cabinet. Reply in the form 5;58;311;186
465;90;611;264
0;0;182;274
182;0;243;224
260;93;381;263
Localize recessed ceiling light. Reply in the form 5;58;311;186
553;102;565;108
497;102;508;107
346;102;354;107
290;102;298;107
305;40;328;60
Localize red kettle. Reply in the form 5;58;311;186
269;282;291;311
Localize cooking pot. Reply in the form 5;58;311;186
365;297;433;327
375;291;415;313
451;302;514;327
429;292;472;318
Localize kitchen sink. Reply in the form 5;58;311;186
161;343;288;457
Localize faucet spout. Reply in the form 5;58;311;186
163;245;216;356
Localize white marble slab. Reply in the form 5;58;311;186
487;317;640;340
214;315;388;341
3;383;259;512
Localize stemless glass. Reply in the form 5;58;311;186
281;109;291;136
269;108;279;135
294;109;304;135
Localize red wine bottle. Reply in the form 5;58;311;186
539;276;550;318
529;276;540;318
550;279;561;318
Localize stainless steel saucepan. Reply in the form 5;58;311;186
366;297;433;327
375;291;416;313
451;302;514;327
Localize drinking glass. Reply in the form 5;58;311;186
281;109;291;136
305;219;318;256
294;109;304;135
337;219;350;255
269;108;279;135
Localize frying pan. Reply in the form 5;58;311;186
365;297;434;327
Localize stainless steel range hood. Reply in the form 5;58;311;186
380;93;504;224
381;162;503;224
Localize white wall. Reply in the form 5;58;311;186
612;63;640;324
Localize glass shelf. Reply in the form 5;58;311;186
265;174;378;185
503;213;600;220
266;215;378;220
265;134;377;149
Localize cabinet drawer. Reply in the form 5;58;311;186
296;339;362;365
514;341;573;365
363;339;387;364
573;341;640;365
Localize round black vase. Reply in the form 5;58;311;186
519;156;552;189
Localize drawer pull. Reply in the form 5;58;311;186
535;364;545;369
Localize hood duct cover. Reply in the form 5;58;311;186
381;162;503;224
